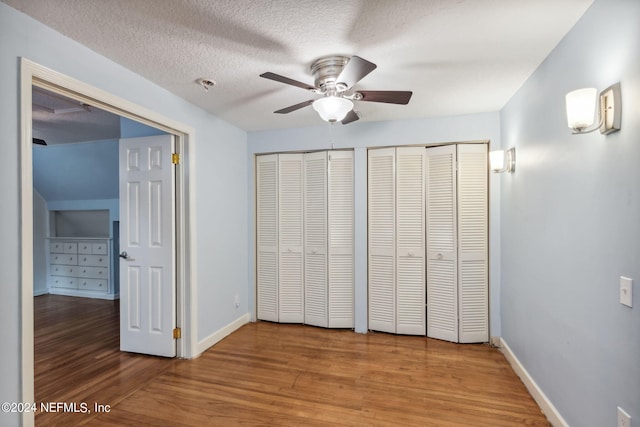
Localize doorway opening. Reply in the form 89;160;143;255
21;58;196;426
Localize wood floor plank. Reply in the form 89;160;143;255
35;295;550;426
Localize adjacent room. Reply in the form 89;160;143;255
1;1;638;427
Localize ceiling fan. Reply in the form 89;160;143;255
260;55;412;125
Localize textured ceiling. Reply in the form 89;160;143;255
5;0;593;132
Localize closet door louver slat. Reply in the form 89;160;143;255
256;155;279;322
368;148;396;333
328;151;354;328
426;145;458;342
457;144;488;343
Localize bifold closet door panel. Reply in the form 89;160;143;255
304;151;328;327
256;154;279;322
278;153;304;323
395;147;426;335
457;144;488;343
328;151;354;328
426;145;458;342
368;148;396;333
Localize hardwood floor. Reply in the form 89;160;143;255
35;295;550;426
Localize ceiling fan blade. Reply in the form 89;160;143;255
336;56;377;88
358;90;413;105
274;99;315;114
341;109;359;125
260;72;316;91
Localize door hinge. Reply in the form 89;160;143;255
173;327;181;339
172;153;180;164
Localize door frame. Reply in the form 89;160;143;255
20;58;198;424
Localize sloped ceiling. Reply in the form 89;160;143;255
5;0;594;131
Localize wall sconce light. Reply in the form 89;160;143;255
490;148;516;173
565;82;621;134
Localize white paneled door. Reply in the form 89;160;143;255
119;135;176;357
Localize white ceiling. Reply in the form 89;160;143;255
6;0;593;132
32;87;121;145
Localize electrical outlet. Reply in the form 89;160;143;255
620;277;633;308
234;294;240;309
618;407;631;427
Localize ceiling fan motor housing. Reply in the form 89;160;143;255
311;56;349;93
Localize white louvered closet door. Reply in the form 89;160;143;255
396;147;426;335
328;151;354;328
256;154;279;322
278;154;304;323
368;148;396;333
457;144;488;343
426;145;458;342
304;151;328;327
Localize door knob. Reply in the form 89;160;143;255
119;251;130;260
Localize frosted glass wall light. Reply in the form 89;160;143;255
566;83;621;134
490;148;515;173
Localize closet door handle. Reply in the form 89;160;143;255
408;251;414;257
437;252;443;260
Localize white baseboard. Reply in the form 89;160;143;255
197;313;251;355
33;288;48;297
499;338;568;427
48;288;119;300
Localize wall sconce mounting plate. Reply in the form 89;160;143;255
599;83;621;135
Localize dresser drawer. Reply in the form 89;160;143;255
92;243;108;255
50;264;78;276
78;242;93;254
78;278;108;292
63;243;78;254
50;253;78;266
50;242;65;253
79;254;108;267
78;266;108;279
50;276;77;289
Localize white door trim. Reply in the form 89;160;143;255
20;58;198;426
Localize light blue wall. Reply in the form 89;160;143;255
248;113;502;335
500;0;640;426
33;139;119;201
0;4;248;426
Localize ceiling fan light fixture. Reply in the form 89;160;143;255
312;96;353;122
